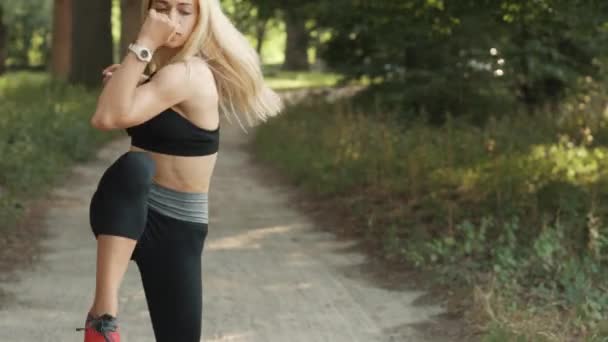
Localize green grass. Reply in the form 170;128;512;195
262;64;345;90
252;92;608;340
0;71;119;227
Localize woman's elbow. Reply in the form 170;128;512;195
90;115;109;130
90;112;118;130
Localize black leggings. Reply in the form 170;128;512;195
89;151;208;342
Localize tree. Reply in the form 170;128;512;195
69;0;113;88
51;0;71;78
318;0;608;122
498;0;608;112
231;0;313;70
282;5;309;70
222;0;274;57
120;0;142;59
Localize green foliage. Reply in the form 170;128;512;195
483;323;544;342
222;0;327;65
254;99;407;195
222;0;275;32
262;64;343;90
0;72;118;227
253;87;608;338
316;0;608;123
0;0;52;68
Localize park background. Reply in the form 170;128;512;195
1;1;608;340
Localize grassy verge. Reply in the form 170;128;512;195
0;72;119;229
252;93;608;341
262;63;346;90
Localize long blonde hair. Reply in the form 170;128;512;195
141;0;283;132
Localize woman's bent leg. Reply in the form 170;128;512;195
89;236;137;317
88;151;156;317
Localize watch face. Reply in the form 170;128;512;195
141;50;150;59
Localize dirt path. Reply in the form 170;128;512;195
0;117;445;341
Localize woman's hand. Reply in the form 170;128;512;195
135;8;179;51
102;64;149;86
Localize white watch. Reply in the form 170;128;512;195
128;43;153;63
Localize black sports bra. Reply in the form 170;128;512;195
125;72;220;156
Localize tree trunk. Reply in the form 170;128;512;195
255;19;268;57
51;0;72;79
282;8;309;71
69;0;113;88
120;0;142;59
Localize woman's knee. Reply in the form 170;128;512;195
89;193;148;240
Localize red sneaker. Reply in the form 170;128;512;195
76;313;120;342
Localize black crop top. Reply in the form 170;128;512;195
125;72;220;156
126;108;219;156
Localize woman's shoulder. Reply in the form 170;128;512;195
150;60;210;88
157;57;213;84
186;56;215;83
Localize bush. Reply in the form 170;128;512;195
0;72;119;227
253;86;608;339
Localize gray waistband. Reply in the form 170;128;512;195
147;181;208;224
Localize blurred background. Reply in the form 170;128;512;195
2;1;608;340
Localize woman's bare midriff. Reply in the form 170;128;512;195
129;145;217;193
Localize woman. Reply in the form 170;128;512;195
76;1;282;341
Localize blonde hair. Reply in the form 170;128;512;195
141;0;283;132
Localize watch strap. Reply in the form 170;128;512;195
128;43;153;63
